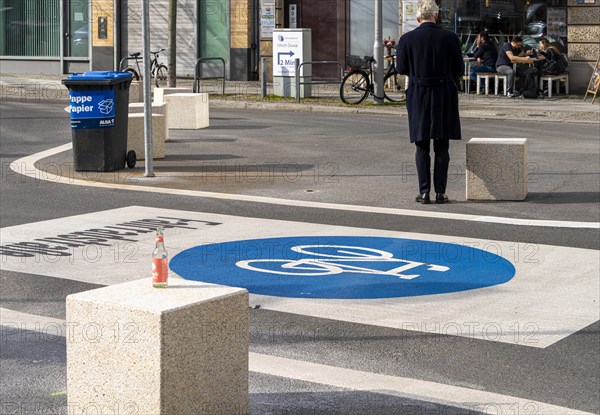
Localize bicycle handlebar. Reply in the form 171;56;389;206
128;49;166;59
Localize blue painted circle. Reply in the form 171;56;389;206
170;236;515;299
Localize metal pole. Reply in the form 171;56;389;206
142;0;154;177
114;0;119;71
373;0;384;104
295;58;300;102
261;57;267;98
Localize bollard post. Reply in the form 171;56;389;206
261;57;267;98
295;58;300;102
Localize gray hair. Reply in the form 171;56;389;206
416;0;439;21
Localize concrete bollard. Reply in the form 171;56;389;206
66;278;249;415
127;113;166;160
466;138;528;200
163;93;209;130
129;101;170;142
154;87;193;104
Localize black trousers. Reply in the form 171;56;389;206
415;139;450;194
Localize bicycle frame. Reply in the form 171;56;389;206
122;50;164;79
340;50;405;104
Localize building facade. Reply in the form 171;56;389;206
1;0;598;92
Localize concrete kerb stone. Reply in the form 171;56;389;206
66;278;249;415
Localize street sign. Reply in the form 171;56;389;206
170;236;516;299
272;31;304;76
260;0;275;38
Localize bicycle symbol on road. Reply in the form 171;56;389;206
236;245;449;280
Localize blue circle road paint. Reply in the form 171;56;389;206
170;236;516;299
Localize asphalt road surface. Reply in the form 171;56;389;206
1;99;599;415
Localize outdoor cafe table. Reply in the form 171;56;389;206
512;58;542;95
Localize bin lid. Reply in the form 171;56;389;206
67;71;132;81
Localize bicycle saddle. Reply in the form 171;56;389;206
129;52;141;58
364;56;375;63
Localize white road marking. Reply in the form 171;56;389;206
249;353;596;415
10;143;600;229
0;307;66;334
0;308;594;415
1;206;598;348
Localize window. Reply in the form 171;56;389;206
0;0;61;57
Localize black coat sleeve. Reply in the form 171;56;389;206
396;36;410;75
451;35;465;80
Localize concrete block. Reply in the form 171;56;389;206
164;93;210;129
127;113;166;160
66;278;249;415
128;81;144;103
129;102;170;141
154;87;193;104
466;138;528;201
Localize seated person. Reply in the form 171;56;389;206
495;36;537;97
469;32;498;91
537;38;567;76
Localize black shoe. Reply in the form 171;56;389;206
435;193;449;204
415;193;431;204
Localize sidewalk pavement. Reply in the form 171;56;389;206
1;73;599;123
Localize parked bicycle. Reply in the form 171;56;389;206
121;49;168;88
339;48;405;104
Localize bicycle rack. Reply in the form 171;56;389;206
119;56;143;72
193;57;226;95
294;59;344;102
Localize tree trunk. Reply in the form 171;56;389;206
167;0;177;87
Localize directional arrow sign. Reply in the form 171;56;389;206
277;50;295;65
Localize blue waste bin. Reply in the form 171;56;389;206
62;71;134;171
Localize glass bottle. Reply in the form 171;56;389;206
152;227;168;288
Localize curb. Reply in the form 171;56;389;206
209;99;599;123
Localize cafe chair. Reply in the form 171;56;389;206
495;74;508;96
540;73;569;97
476;72;496;95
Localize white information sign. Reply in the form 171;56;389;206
261;0;275;38
272;31;304;76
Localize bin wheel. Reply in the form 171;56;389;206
126;150;136;169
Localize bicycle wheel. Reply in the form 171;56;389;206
123;67;140;81
340;70;370;104
154;64;168;88
383;71;405;102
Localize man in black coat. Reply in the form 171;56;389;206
396;0;464;204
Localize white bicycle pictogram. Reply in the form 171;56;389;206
236;245;449;280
